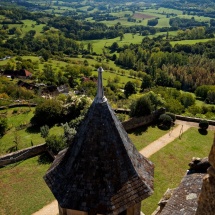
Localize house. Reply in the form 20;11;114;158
3;69;32;79
44;67;154;215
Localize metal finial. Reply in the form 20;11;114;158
96;67;107;103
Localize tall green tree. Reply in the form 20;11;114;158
124;81;136;98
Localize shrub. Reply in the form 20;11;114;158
199;120;209;130
46;134;67;155
40;125;49;138
158;114;173;129
166;112;176;122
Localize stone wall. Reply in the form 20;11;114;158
0;143;46;167
176;115;215;126
122;108;165;131
0;103;37;110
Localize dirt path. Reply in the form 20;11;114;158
32;120;215;215
32;200;58;215
139;124;191;158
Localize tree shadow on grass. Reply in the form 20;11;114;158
127;125;149;136
25;125;40;134
198;128;208;135
157;124;171;131
38;152;53;165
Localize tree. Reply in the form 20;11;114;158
130;96;152;117
110;42;119;52
119;32;124;41
207;90;215;104
195;85;212;100
180;93;195;108
141;73;152;91
145;91;165;110
31;100;63;126
87;43;93;53
147;19;158;26
124;81;136;98
42;64;56;85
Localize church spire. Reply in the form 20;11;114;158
95;67;107;103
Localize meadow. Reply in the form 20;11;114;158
0;20;45;37
171;38;215;46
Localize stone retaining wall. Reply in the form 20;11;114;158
0;143;46;168
176;115;215;126
122;108;165;131
0;103;37;110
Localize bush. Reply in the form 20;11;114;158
166;112;176;122
46;134;67;155
199;120;209;130
158;114;173;129
40;125;49;138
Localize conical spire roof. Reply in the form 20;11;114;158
44;67;154;214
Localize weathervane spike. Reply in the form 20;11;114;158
96;67;107;103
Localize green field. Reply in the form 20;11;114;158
171;38;215;46
141;127;214;215
146;7;183;16
0;20;46;38
85;31;178;54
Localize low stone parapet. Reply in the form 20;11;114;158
0;143;46;168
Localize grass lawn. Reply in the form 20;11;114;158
0;156;55;215
141;127;214;215
129;125;169;151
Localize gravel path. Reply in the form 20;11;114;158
139;124;191;158
32;120;215;215
32;200;58;215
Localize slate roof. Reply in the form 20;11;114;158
44;68;154;215
159;173;205;215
